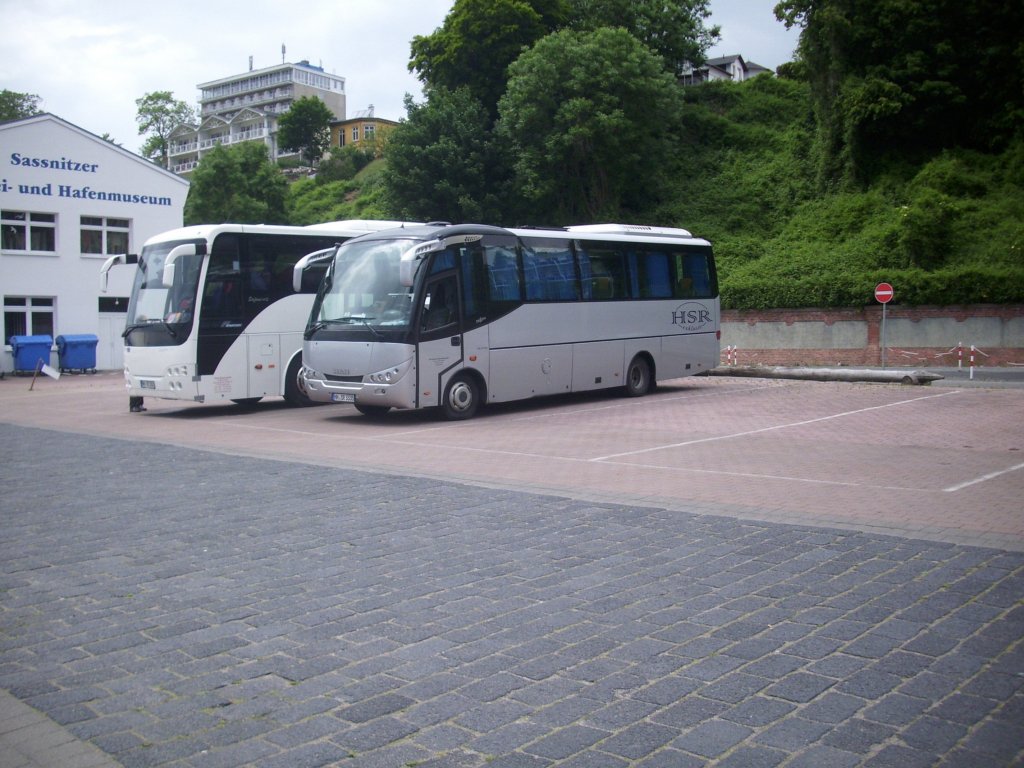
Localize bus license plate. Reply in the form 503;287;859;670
332;393;355;403
140;380;156;389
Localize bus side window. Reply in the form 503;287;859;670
577;243;626;300
204;278;243;318
487;247;521;301
421;274;459;333
523;244;577;301
632;249;672;298
675;249;715;298
204;234;243;320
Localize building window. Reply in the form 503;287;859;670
4;296;55;339
351;126;359;143
2;211;56;253
364;124;375;140
98;296;129;313
80;216;130;256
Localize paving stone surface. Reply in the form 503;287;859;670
1;423;1023;766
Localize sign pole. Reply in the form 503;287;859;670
881;302;887;368
874;282;894;369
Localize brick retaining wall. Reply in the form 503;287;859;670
720;304;1024;367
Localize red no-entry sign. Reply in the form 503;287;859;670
875;282;894;304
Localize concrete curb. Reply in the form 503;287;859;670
708;366;944;385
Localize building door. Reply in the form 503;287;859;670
98;314;126;371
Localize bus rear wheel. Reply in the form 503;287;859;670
442;374;481;420
624;355;651;397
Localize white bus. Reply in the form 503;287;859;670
100;220;415;407
298;222;719;419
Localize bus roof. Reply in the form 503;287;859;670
334;222;711;249
141;220;421;248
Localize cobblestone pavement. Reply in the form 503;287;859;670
1;423;1022;767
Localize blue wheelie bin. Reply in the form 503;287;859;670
9;335;54;374
56;334;99;374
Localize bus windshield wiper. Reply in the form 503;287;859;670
122;320;176;338
308;317;352;334
310;316;382;338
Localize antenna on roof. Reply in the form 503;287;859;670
281;44;286;63
249;56;253;71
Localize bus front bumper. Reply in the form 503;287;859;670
124;367;203;402
300;364;415;409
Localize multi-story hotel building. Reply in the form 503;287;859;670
168;59;346;175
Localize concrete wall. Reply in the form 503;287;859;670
721;305;1024;367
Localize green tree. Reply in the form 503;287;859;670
0;90;42;120
184;142;288;225
135;91;196;168
383;90;510;223
498;27;684;223
409;0;568;121
277;96;334;165
775;0;1024;188
567;0;719;73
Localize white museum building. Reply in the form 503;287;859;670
2;113;189;374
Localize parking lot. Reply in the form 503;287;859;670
4;369;1023;550
1;370;1023;767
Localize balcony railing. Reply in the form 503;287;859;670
169;141;199;156
232;128;267;141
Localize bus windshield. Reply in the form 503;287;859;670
310;238;419;331
126;240;203;330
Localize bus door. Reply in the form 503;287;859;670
416;271;463;407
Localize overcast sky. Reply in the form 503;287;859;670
1;0;799;156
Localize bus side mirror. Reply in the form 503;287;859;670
162;243;198;287
293;246;339;293
99;253;138;292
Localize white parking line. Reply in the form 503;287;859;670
944;462;1024;492
591;459;934;492
590;389;962;462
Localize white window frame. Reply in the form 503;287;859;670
4;295;56;339
80;216;131;258
2;210;57;254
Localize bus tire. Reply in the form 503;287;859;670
442;373;481;420
624;355;651;397
355;403;391;418
284;355;316;407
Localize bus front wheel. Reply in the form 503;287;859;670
624;355;651;397
284;356;316;407
442;374;481;420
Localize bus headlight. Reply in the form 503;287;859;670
366;359;411;385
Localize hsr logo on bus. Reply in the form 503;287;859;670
671;302;712;331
